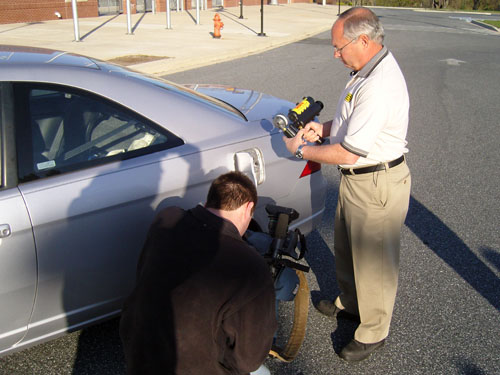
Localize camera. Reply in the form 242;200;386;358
245;204;309;280
272;96;325;145
264;204;309;277
245;204;310;361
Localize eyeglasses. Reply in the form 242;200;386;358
333;37;357;54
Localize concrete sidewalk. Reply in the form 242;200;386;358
0;3;345;75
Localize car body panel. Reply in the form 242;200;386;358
185;84;294;123
0;189;37;351
0;45;326;356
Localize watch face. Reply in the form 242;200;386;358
295;146;304;159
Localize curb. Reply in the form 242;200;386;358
471;19;499;32
131;24;333;75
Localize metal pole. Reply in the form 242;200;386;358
166;0;172;29
258;0;265;36
196;0;200;25
71;0;80;42
338;0;341;16
239;0;243;19
126;0;133;34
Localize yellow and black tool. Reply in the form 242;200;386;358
272;96;325;144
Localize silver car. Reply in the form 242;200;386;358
0;45;326;356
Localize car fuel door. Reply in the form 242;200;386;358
234;147;265;186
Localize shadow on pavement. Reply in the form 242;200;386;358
72;318;125;375
80;14;120;41
405;196;500;311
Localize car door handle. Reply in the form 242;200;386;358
0;224;12;238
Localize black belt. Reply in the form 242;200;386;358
339;155;405;176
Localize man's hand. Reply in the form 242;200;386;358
283;129;306;156
282;121;325;156
303;122;324;141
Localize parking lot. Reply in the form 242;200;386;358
1;6;499;375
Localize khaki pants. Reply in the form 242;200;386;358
334;160;411;344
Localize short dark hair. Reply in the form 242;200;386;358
338;7;384;44
206;172;258;213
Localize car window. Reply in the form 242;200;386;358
129;73;247;121
100;62;246;121
15;84;183;181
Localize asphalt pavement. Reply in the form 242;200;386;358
1;4;496;75
0;3;347;75
1;5;499;375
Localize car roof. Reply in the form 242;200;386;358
0;45;264;146
0;45;100;69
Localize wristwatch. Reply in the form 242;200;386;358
295;144;305;159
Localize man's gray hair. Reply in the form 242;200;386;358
339;7;385;44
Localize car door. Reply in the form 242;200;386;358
11;83;185;346
0;190;37;353
0;83;37;353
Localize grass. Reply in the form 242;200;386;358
481;19;500;28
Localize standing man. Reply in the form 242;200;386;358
119;171;277;374
282;7;411;362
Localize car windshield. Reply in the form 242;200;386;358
103;63;247;121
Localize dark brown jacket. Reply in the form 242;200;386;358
120;205;277;375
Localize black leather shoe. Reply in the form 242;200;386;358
339;339;385;362
315;300;360;322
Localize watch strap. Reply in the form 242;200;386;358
295;144;305;159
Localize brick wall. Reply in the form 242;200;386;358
154;0;311;12
122;0;136;14
0;0;311;24
0;0;99;25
